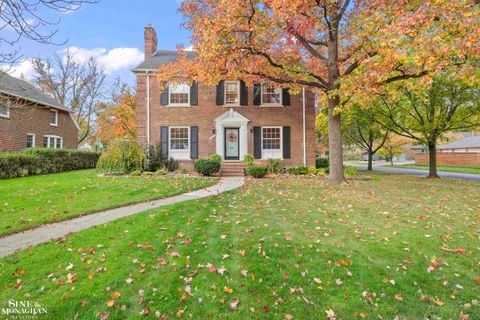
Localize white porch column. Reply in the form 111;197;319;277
216;125;224;158
239;125;248;161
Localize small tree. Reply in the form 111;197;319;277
343;105;389;171
375;76;480;178
378;135;411;165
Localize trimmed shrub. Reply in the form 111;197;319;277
166;157;179;172
244;154;254;166
194;159;221;176
267;159;284;174
210;154;222;162
0;148;100;179
246;165;268;178
287;166;309;175
97;140;145;173
344;166;358;176
316;157;329;169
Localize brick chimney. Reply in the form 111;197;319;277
144;24;158;60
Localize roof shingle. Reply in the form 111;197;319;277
133;50;196;71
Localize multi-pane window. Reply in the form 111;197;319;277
225;81;240;105
43;136;62;149
0;101;10;118
169;83;190;105
169;127;189;150
262;127;281;150
26;134;35;148
50;110;58;126
261;84;282;105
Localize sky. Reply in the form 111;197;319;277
4;0;191;86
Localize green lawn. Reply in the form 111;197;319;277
392;164;480;174
0;173;479;319
0;170;217;236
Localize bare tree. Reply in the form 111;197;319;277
0;0;99;65
32;49;107;143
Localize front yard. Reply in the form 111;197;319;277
0;170;218;236
0;173;478;319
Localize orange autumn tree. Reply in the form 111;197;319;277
158;0;479;184
97;88;137;145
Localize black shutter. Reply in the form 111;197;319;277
160;126;169;157
253;84;261;106
240;81;248;106
282;126;291;159
190;82;198;106
190;126;199;159
216;80;225;106
160;86;169;106
282;89;291;106
253;126;262;159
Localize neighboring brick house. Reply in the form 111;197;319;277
133;25;316;167
0;72;79;152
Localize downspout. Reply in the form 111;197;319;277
302;88;307;166
146;71;151;146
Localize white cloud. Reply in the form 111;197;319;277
65;46;144;74
185;45;194;51
4;59;37;80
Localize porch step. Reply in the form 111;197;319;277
220;163;246;177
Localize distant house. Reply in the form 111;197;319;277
0;72;79;152
415;136;480;167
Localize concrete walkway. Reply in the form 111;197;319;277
351;164;480;183
0;177;245;258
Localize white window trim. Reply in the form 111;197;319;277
224;80;241;107
168;83;191;107
168;126;191;160
50;109;58;126
0;100;11;118
44;135;63;149
261;126;283;159
260;84;283;107
27;133;36;148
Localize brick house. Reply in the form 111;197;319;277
133;25;316;168
0;72;79;152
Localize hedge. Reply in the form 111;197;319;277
0;148;100;179
194;159;221;176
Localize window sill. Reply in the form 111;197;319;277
222;104;242;108
259;104;283;107
166;104;192;108
50;124;58;127
0;115;10;119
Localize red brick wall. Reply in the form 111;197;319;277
415;153;480;167
0;96;78;152
136;75;317;166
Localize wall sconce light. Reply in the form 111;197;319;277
212;128;216;134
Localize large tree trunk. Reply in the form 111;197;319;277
328;106;346;184
427;143;440;178
367;149;373;171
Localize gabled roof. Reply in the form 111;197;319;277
438;136;480;149
132;50;196;71
0;72;72;112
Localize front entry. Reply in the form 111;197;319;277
224;128;240;160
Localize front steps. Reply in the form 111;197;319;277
221;162;246;177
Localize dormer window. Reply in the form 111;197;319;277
0;101;10;118
261;84;282;106
169;83;190;106
50;110;58;126
224;81;240;106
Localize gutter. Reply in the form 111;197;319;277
146;71;151;146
